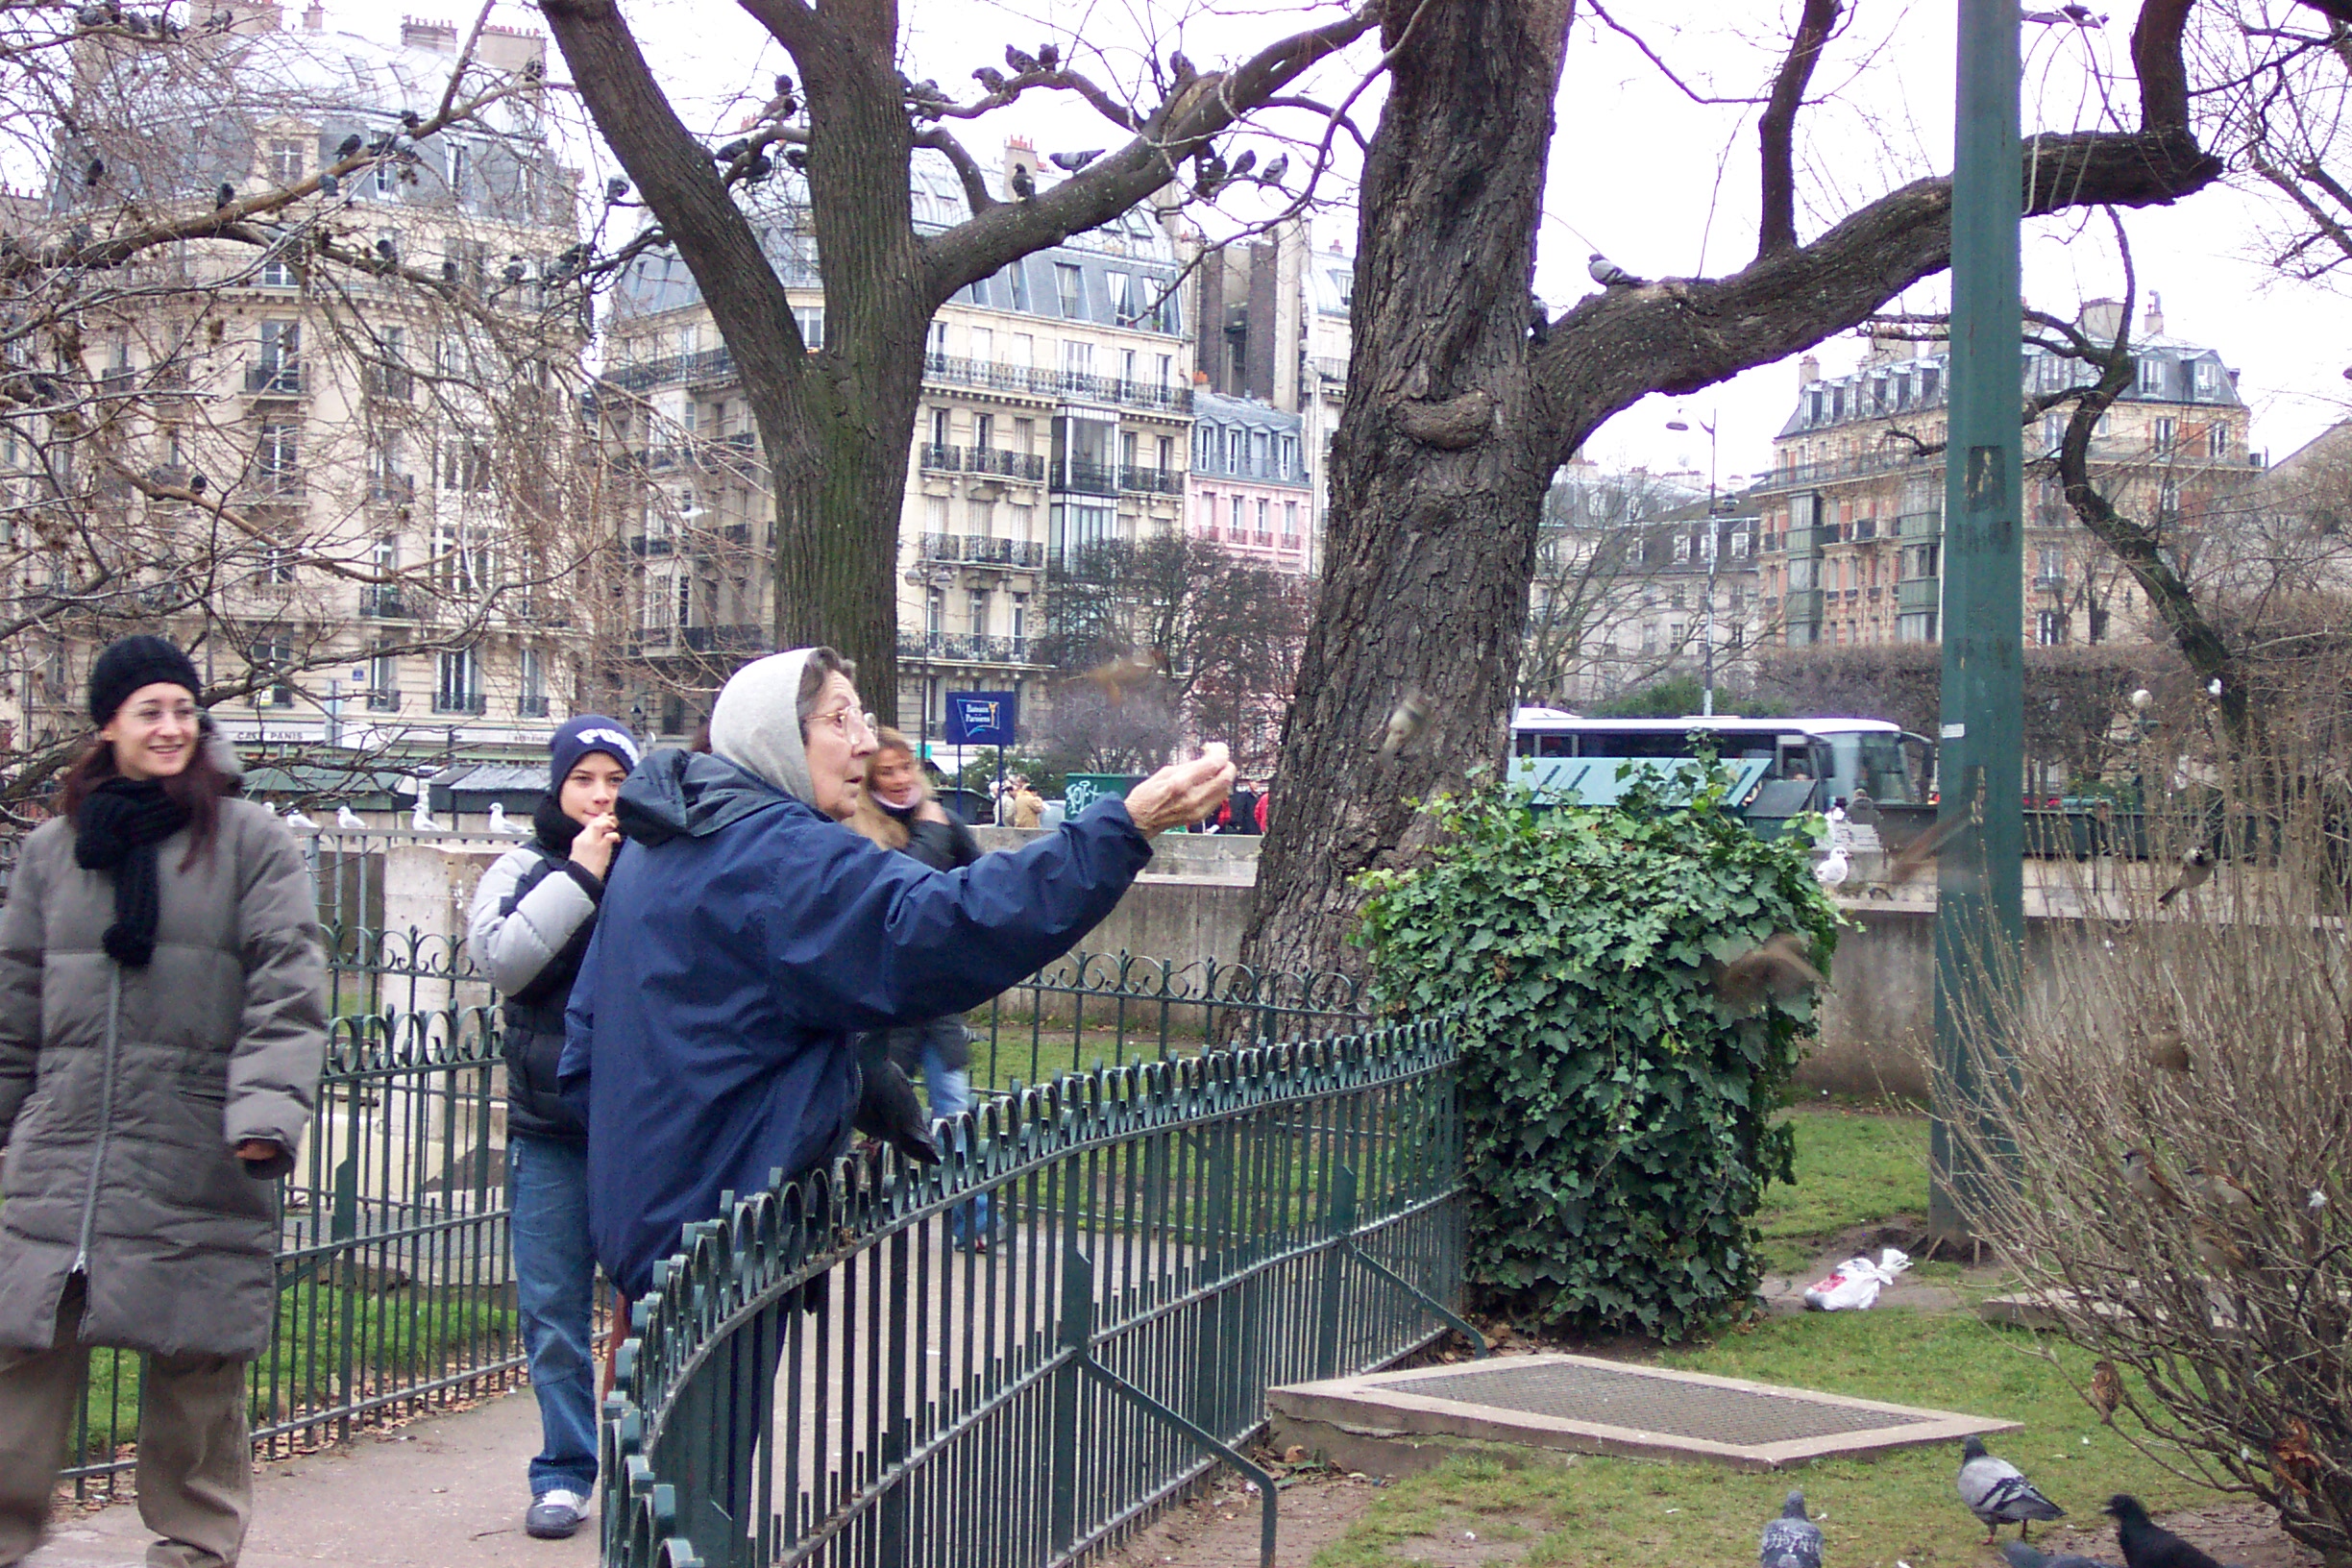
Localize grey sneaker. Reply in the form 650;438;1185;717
526;1488;588;1539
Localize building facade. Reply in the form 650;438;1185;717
4;4;593;770
599;141;1193;746
1753;299;2258;649
1185;392;1311;572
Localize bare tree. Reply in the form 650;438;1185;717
0;5;611;819
1240;1;2341;976
537;0;1374;702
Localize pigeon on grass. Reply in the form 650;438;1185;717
1959;1434;2066;1543
2003;1542;2120;1568
1759;1489;1823;1568
2103;1494;2228;1568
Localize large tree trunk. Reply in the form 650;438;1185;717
1242;0;2227;981
1238;0;1570;976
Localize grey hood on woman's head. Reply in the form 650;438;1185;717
709;648;818;806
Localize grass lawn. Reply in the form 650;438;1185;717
1753;1101;1931;1276
1313;1311;2210;1568
1316;1105;2217;1568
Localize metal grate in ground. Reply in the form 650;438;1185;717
1270;1352;2020;1471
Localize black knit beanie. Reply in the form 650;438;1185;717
88;635;202;726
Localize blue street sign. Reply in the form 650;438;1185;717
944;691;1017;747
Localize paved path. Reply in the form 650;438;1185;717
25;1392;595;1568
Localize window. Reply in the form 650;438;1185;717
2036;610;2067;646
1730;527;1752;558
1006;261;1030;312
1284;501;1298;538
676;572;692;629
366;646;399;710
1120;430;1138;475
1806;389;1824;425
1278;434;1298;477
968;327;992;362
1010;595;1028;642
518;647;548;718
1224;429;1242;473
256;421;299;491
434;648;481;712
441;436;490;492
2152;416;2176;453
793;305;824;350
2037;546;2063;583
2207;423;2230;459
968;498;994;535
257;320;299;387
1109;271;1138;326
929;407;949;448
1198;490;1217;536
926;320;949;359
1921;367;1940;402
251;638;294;707
1013;417;1034;454
973;413;993;451
257;544;296;585
259;256;294;287
1673;533;1692;563
924;496;948;532
2137;355;2166;395
1062;339;1093;376
448;143;471;205
968;589;990;634
2193;359;2220;397
268;137;304;184
1055;262;1084;318
370;156;396;197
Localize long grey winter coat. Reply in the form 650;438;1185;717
0;795;326;1359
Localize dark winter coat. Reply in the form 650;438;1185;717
865;806;984;1077
561;749;1152;1298
464;800;603;1143
0;789;326;1359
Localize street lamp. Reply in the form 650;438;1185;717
1665;410;1720;717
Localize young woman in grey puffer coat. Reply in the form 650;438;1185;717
462;714;637;1543
0;635;326;1568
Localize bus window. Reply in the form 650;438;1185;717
1539;734;1574;757
1855;733;1917;803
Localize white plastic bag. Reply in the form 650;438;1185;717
1802;1246;1912;1311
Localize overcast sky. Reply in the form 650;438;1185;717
404;0;2343;485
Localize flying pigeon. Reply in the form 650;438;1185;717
337;133;364;160
1814;844;1850;888
1710;932;1823;1011
335;804;364;830
283;806;318;830
853;1035;941;1164
1759;1490;1823;1568
2002;1542;2120;1568
2103;1495;2223;1568
1958;1434;2065;1543
1047;149;1104;173
1588;251;1644;287
2156;845;2213;905
411;798;438;831
1380;690;1431;759
1887;811;1972;884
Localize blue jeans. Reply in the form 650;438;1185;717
916;1037;992;1246
507;1134;598;1499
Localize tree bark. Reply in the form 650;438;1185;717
1242;0;2230;980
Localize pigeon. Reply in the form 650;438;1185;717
2103;1494;2223;1568
1957;1434;2065;1543
604;176;632;204
2002;1543;2120;1568
1814;845;1850;888
1228;148;1257;180
1529;297;1551;346
1588;251;1644;287
715;137;749;162
1036;41;1059;69
2156;845;2213;905
1380;690;1430;758
398;109;422;131
1005;43;1040;73
411;799;438;831
375;237;397;262
502;256;527;284
188;473;208;495
284;806;318;830
487;801;522;834
853;1036;941;1164
216;182;236;208
337;133;364;159
1710;932;1823;1011
1759;1490;1823;1568
1047;149;1104;173
1009;163;1035;200
1260;153;1288;187
1168;49;1196;83
335;804;364;830
86;156;106;187
973;65;1007;92
1887;811;1972;884
317;170;340;197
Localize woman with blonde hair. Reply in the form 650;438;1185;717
847;728;991;1247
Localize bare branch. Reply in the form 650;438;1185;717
1756;0;1841;257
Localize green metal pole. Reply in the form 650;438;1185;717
1930;0;2027;1251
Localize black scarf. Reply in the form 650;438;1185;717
74;777;193;968
532;794;582;856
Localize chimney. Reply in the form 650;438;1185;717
2144;291;2165;339
1798;355;1821;386
2077;298;2124;344
302;1;323;28
402;16;459;53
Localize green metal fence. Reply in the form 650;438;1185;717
600;1017;1469;1568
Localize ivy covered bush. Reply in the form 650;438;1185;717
1355;769;1838;1340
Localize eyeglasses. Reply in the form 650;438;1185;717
812;707;878;743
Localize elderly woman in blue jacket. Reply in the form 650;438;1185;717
563;647;1231;1304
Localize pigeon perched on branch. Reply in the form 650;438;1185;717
2103;1494;2224;1568
2156;845;2213;905
336;133;364;160
1758;1490;1823;1568
1958;1434;2065;1543
1587;251;1644;287
1009;163;1035;200
1047;149;1104;173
